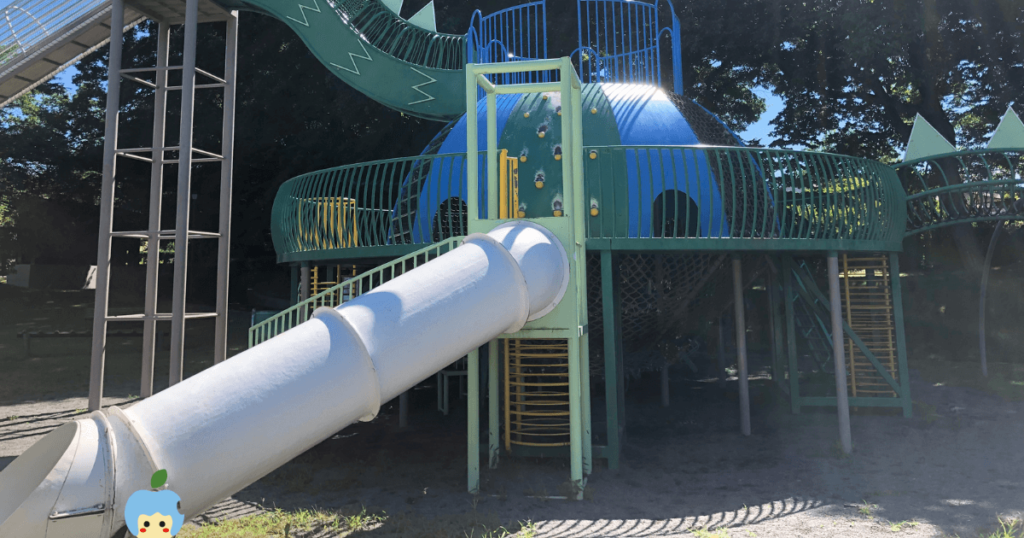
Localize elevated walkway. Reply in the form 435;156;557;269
0;0;228;107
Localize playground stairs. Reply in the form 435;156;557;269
249;236;464;347
776;255;907;409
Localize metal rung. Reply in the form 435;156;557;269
109;230;221;240
107;312;218;321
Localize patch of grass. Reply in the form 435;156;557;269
983;518;1024;538
177;507;383;538
889;520;920;532
179;507;537;538
858;501;877;518
692;527;731;538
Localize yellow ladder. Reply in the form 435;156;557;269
840;255;899;397
504;339;570;450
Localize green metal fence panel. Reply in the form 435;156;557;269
272;146;907;261
583;146;906;250
271;153;486;262
894;149;1024;236
249;236;465;347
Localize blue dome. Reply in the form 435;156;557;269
394;83;745;243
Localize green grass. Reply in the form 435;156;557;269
889;520;920;532
982;518;1024;538
177;507;382;538
177;507;537;538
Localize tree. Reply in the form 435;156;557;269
753;0;1024;270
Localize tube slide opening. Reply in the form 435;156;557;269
0;422;78;525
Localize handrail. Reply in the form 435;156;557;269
0;0;106;68
893;148;1024;235
249;235;465;347
583;145;905;247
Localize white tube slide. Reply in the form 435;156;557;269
0;221;569;538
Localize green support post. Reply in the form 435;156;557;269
581;333;592;476
289;264;299;306
889;253;913;418
467;346;480;494
783;256;801;413
488;339;500;467
567;334;584;498
600;250;620;470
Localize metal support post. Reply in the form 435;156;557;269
889;253;913;418
300;262;311;301
581;332;592;476
213;12;239;364
717;314;727;387
732;255;750;436
567;334;584;496
600;250;620;470
828;253;853;454
290;265;299;305
784;257;801;413
661;363;670;407
169;0;201;387
88;0;125;411
398;392;408;428
488;339;500;469
467;346;480;493
140;22;170;399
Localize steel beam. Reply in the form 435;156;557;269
213;12;239;364
600;250;620;470
467;346;480;494
169;0;201;387
732;256;751;436
88;0;125;412
828;254;853;454
140;22;170;399
488;339;499;469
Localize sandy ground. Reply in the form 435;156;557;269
3;363;1022;538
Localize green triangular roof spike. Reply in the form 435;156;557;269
407;1;436;32
987;105;1024;150
381;0;403;16
903;113;957;162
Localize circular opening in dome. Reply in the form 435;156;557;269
0;422;79;526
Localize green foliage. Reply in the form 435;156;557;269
0;44;16;65
150;469;168;489
753;0;1024;158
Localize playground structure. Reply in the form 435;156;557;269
1;0;1023;536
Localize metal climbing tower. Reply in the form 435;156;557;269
87;0;238;410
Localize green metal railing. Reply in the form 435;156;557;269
584;146;906;251
271;153;485;262
249;236;465;347
894;149;1024;235
272;146;907;261
340;0;467;70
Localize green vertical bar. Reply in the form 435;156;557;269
488;339;500;468
487;91;498;220
768;266;785;391
783;256;801;413
600;250;620;470
889;253;913;418
466;66;480;222
467;346;480;493
581;331;593;476
567;334;583;497
290;264;299;306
